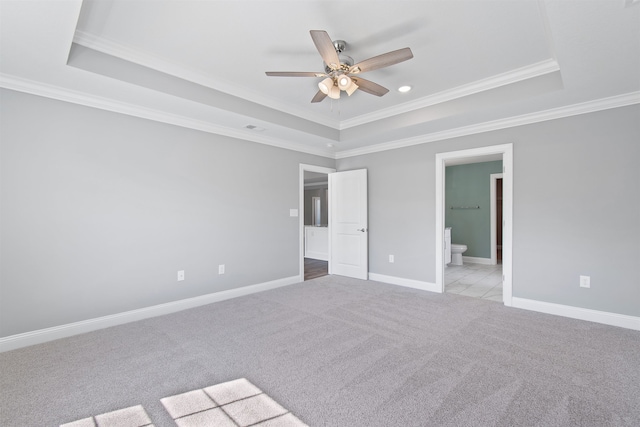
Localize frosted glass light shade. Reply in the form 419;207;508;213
328;84;340;99
318;77;334;95
337;75;352;90
345;81;358;96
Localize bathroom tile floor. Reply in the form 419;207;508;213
445;262;503;302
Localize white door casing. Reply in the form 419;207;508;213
435;144;513;306
329;169;368;280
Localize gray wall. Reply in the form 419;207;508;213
337;105;640;317
446;160;503;258
0;89;334;337
2;88;638;338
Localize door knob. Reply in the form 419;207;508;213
357;228;367;232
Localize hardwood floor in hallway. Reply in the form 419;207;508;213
304;258;328;280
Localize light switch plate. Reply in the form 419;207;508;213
289;209;298;217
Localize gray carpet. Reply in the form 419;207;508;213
1;275;639;426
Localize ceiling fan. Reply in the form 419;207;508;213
266;30;413;103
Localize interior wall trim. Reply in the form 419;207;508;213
0;275;300;353
461;256;493;265
369;273;440;294
2;73;638;162
0;73;336;159
339;58;560;130
335;91;640;159
512;297;640;331
364;277;640;331
72;31;560;133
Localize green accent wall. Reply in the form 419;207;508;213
445;160;502;259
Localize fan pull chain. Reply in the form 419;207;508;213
329;98;341;116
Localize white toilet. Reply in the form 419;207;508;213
450;244;468;266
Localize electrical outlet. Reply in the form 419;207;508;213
389;255;394;263
177;270;185;281
218;264;225;275
580;275;590;288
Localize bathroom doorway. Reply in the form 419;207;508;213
435;144;513;306
443;161;503;302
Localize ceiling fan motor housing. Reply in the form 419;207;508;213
322;40;353;74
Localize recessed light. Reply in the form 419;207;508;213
398;85;412;93
327;143;334;148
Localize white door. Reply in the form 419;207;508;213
329;169;368;279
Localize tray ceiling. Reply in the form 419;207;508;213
1;0;639;158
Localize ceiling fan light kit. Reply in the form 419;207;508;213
328;84;341;100
337;75;351;90
266;30;413;103
318;73;358;99
345;80;359;96
318;77;334;95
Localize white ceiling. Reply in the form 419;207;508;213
1;0;639;158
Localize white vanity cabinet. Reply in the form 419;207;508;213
444;227;452;265
305;226;328;261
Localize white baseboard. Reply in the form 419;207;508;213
511;297;640;331
0;275;301;353
304;253;328;261
462;256;493;265
369;273;441;293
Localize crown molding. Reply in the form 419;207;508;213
3;72;638;162
72;32;564;134
73;30;341;130
335;91;640;159
338;58;561;130
0;73;336;159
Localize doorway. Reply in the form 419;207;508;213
490;173;503;265
496;178;503;263
435;144;513;306
299;164;335;282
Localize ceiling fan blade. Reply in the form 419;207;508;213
350;47;413;74
351;77;389;97
266;71;326;77
311;90;327;103
310;30;340;69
